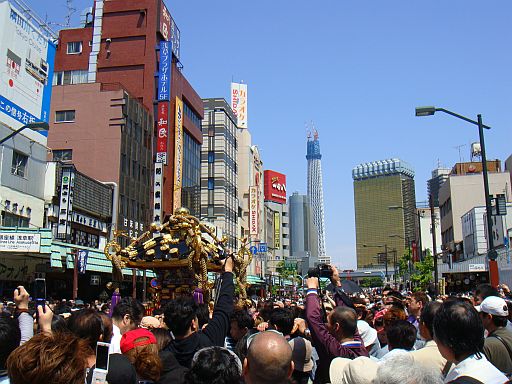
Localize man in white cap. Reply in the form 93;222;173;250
477;295;512;376
329;356;378;384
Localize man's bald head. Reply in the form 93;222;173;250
243;331;294;384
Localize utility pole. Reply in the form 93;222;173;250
72;248;78;300
429;195;438;296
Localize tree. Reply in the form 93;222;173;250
410;250;434;291
360;277;384;288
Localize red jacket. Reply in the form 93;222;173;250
305;291;368;384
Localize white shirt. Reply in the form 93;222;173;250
444;354;508;384
109;324;122;354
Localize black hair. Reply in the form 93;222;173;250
386;320;416;351
196;303;210;328
420;301;442;338
433;300;484;361
111;297;145;324
67;308;104;350
269;308;294;336
163;296;197;337
474;284;499;301
330;306;357;337
489;315;508;328
185;346;241;384
153;308;164;316
0;313;21;370
230;309;254;330
151;328;172;351
51;314;69;334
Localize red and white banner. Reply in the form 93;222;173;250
230;82;248;128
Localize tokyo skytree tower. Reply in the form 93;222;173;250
306;127;327;260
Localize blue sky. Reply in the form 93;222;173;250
28;1;512;269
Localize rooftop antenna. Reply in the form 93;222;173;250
306;122;312;140
45;0;77;28
311;121;318;140
454;144;466;163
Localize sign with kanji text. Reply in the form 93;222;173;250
158;41;171;101
0;232;40;252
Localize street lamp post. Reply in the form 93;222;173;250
389;205;423;261
0;122;49;145
416;107;499;287
363;243;388;282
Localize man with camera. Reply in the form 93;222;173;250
305;264;368;384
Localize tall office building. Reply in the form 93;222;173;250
289;192;319;274
427;168;450;207
353;159;416;269
306;131;327;262
200;98;238;250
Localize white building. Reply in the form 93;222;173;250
438;172;512;258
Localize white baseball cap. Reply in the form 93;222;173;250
475;296;509;317
330;356;378;384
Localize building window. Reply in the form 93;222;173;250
53;70;88;85
67;41;82;54
208;151;214;163
55;110;75;123
1;211;29;227
208;178;214;190
52;149;73;161
11;151;28;177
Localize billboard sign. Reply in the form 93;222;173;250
0;232;40;252
158;1;180;61
264;170;287;204
158;40;171;101
249;186;258;235
153;162;163;224
156;101;169;164
173;97;183;212
230;82;248;128
0;2;55;128
274;212;281;249
57;167;74;240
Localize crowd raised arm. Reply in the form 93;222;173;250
1;263;512;384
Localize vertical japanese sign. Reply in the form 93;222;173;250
249;186;258;235
77;249;89;274
153;162;163;224
230;82;248;128
173;97;183;212
156;102;168;163
158;41;171;101
274;212;281;249
57;167;75;240
158;1;180;61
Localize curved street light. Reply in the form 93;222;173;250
415;106;498;288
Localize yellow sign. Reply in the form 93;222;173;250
173;97;183;212
274;211;280;249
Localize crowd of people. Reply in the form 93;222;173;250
1;258;512;384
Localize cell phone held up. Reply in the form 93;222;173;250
33;278;46;316
91;342;110;384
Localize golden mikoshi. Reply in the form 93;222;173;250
104;207;253;301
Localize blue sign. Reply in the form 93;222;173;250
250;246;258;255
158;41;172;101
77;249;89;274
259;243;268;253
0;95;39;126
